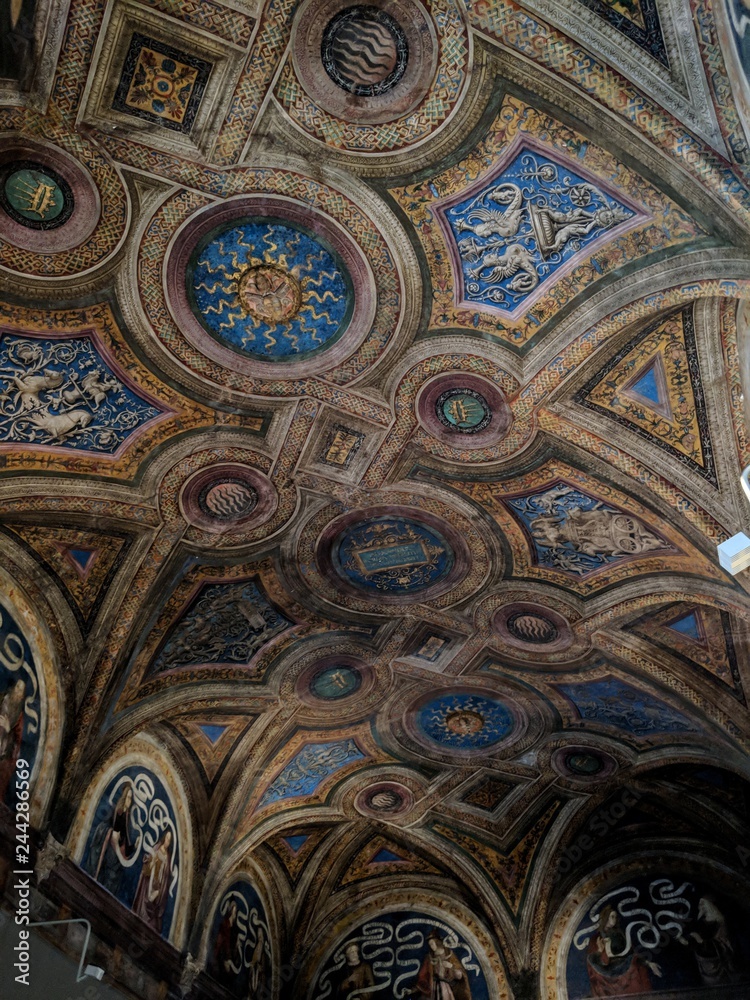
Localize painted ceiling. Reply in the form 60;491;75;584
1;1;750;999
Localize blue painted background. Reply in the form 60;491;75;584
80;764;180;938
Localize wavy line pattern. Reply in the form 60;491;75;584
189;220;350;361
322;7;408;96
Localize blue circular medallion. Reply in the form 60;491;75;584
311;664;362;700
332;516;454;594
416;692;514;750
188;218;353;362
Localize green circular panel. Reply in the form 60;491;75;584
567;752;603;776
311;665;361;700
5;169;64;222
435;388;491;433
0;162;74;230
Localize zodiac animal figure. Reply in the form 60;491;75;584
8;370;64;411
454;184;525;240
530;203;630;257
467;244;539;293
61;370;121;409
17;408;93;442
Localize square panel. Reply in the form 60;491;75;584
396;622;467;673
113;33;211;133
297;405;385;484
320;424;365;469
78;0;247;157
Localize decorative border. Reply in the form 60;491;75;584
574;305;717;485
140;173;402;391
292;0;435;125
179;463;278;533
168;197;368;378
275;0;468;153
392;97;699;349
0;117;126;276
416;372;512;450
112;32;212;134
492;602;574;655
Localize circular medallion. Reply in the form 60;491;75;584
166;195;377;380
416;691;514;752
416;373;512;450
188;218;353;362
355;780;414;818
492;602;574;654
0;162;74;230
198;479;258;521
322;6;408;96
292;0;439;127
506;611;558;645
296;653;374;707
566;751;604;776
0;140;109;267
238;264;302;323
180;463;277;533
552;745;618;783
311;664;362;700
331;515;454;595
435;388;491;434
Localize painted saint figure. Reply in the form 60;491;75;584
247;924;269;1000
0;677;25;800
586;905;661;996
210;899;242;988
84;782;139;899
408;930;471;1000
687;896;740;986
132;828;174;935
336;942;374;1000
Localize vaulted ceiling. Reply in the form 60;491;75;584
2;1;750;999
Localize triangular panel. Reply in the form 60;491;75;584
63;546;99;577
169;715;255;786
338;835;443;889
265;825;337;888
576;308;715;483
632;604;744;699
664;609;706;645
621;352;672;419
0;523;128;632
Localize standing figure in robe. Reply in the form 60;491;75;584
586;906;662;996
336;942;374;1000
84;782;138;900
408;930;472;1000
248;924;269;1000
210;899;241;988
688;896;741;986
0;677;26;801
133;828;174;936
